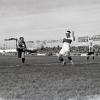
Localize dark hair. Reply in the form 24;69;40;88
19;37;24;40
66;31;71;33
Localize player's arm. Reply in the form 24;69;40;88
72;31;75;41
15;39;18;49
24;41;26;48
23;41;27;51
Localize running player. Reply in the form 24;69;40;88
87;37;95;61
58;30;75;65
16;37;27;63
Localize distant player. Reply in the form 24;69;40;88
87;37;95;61
16;37;27;63
58;30;75;65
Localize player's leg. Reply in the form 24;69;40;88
92;56;94;60
87;52;90;61
87;55;89;60
67;52;74;64
58;51;67;65
58;53;64;62
62;55;67;65
17;49;22;58
92;52;95;60
58;48;64;62
62;51;73;65
60;50;67;65
87;52;95;60
22;52;25;63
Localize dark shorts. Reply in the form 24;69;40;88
87;52;94;55
17;48;25;58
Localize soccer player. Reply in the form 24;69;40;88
16;37;27;63
87;37;95;61
58;30;75;65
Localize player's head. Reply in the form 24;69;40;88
19;37;24;41
65;30;71;38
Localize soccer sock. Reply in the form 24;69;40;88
60;58;63;61
68;56;74;64
59;55;63;62
93;56;94;60
68;56;72;61
87;56;89;60
22;58;25;63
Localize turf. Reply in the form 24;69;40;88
0;55;100;100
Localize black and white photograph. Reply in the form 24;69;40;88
0;0;100;100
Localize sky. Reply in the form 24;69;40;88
0;0;100;46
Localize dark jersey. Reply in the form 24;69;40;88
17;40;26;49
63;38;72;44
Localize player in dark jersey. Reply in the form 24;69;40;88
16;37;27;63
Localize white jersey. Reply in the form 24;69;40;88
88;39;94;52
62;37;73;51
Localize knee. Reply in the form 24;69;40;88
58;54;64;61
22;52;25;58
87;56;89;60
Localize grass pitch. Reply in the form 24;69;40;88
0;55;100;100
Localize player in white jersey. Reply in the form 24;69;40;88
58;30;75;65
87;37;95;61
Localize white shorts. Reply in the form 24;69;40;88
59;48;70;56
